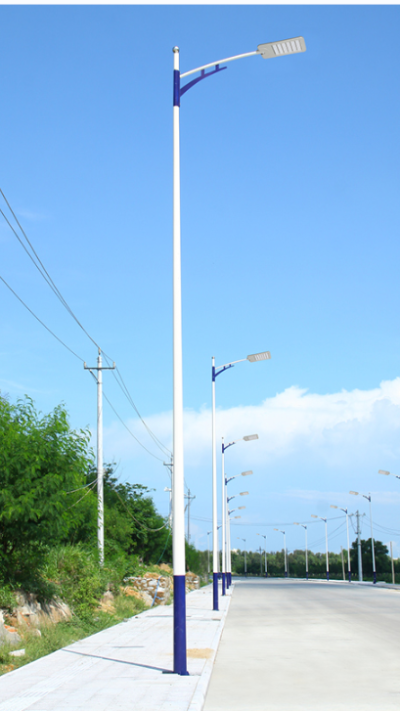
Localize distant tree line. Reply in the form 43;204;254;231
232;540;399;582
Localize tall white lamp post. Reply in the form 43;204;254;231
257;533;268;577
311;515;329;581
330;505;351;582
221;436;257;595
172;35;306;675
294;523;308;580
350;491;376;583
274;529;287;577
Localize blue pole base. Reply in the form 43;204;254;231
306;572;309;580
265;572;268;578
173;575;189;675
348;571;352;583
326;571;329;581
373;571;377;584
222;572;226;595
213;572;219;611
284;571;288;578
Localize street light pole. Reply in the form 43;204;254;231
311;516;329;581
350;491;376;583
274;529;287;577
212;356;268;606
257;533;268;577
237;538;247;575
226;471;252;588
294;523;308;580
330;505;351;582
173;35;306;674
172;46;188;676
221;437;227;596
221;436;257;594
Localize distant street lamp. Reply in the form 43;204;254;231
226;471;252;588
350;491;376;583
237;538;247;576
294;523;308;580
311;516;329;581
212;353;268;608
330;505;351;582
221;437;257;595
274;529;287;577
257;533;268;577
228;507;246;585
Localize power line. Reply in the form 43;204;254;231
0;273;84;363
0;188;100;350
102;388;165;464
1;190;172;466
101;351;171;458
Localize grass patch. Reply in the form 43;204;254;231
0;592;146;676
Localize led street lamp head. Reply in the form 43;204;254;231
330;505;338;509
257;36;306;59
241;470;253;476
349;491;359;496
311;515;318;518
379;470;390;475
247;351;271;363
240;492;249;496
243;434;258;441
238;506;246;510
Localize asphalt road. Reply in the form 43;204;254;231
203;578;400;711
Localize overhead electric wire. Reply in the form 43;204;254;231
0;189;172;467
1;189;171;463
0;188;100;350
102;388;165;463
101;350;171;458
0;273;84;363
65;479;97;494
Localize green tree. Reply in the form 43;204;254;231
350;539;390;578
0;396;94;584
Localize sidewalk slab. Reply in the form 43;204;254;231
0;584;232;711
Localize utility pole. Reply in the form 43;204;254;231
184;489;195;544
163;456;173;528
356;510;363;582
84;349;115;566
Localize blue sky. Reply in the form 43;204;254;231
1;5;400;560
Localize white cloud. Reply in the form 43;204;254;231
104;377;400;471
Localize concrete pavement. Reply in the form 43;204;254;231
204;577;400;711
0;584;231;711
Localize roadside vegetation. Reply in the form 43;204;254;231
0;395;207;675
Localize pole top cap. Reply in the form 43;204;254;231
173;46;179;53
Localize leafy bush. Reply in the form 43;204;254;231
45;545;108;618
0;585;15;613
